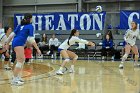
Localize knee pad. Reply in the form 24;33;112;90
4;57;9;61
18;57;25;62
64;58;70;62
74;55;78;60
15;62;23;68
123;54;128;59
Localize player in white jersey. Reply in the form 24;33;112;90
0;26;12;70
119;21;140;69
56;29;95;75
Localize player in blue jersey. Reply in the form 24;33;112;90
6;14;41;86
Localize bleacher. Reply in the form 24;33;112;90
35;30;140;60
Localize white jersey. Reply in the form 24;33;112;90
0;29;7;47
49;38;59;46
124;29;140;46
59;36;88;50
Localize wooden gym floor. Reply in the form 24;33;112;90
0;59;140;93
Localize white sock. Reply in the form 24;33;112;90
134;61;138;64
13;76;18;81
4;64;8;68
71;65;74;70
59;67;63;71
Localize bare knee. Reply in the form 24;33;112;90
123;54;128;59
135;54;139;58
73;55;78;60
17;57;25;62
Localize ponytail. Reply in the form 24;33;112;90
67;29;77;45
21;13;32;25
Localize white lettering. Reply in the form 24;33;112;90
32;15;43;30
45;15;54;30
68;14;78;29
56;14;66;30
93;13;103;30
128;12;139;29
80;14;91;30
16;16;23;25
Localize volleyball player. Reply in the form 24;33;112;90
0;26;12;70
56;29;95;75
119;21;140;69
6;13;41;85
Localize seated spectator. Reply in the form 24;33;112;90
106;30;113;40
102;34;115;60
39;33;49;54
48;34;59;58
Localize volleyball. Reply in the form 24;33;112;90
95;5;102;12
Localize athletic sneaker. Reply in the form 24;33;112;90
69;68;75;73
17;77;24;82
11;78;24;86
4;66;12;70
10;62;14;66
51;55;54;59
134;63;140;67
56;70;63;75
102;56;105;60
119;64;124;69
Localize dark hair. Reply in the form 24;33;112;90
67;29;77;45
42;33;47;42
4;26;10;33
52;34;55;36
105;30;113;40
131;21;137;30
21;13;32;25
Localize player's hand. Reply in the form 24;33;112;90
4;44;9;50
89;41;95;47
37;49;41;55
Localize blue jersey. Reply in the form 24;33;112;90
102;39;113;48
12;24;34;48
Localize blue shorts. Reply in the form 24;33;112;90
58;48;64;53
12;38;25;48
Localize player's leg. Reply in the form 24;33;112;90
131;45;139;67
3;51;11;70
11;46;25;85
56;50;69;75
0;47;11;70
11;49;16;66
119;44;131;69
66;50;78;73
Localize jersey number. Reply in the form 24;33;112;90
20;26;24;30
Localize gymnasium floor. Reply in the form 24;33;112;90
0;59;140;93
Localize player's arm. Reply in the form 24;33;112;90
27;25;41;55
27;36;39;50
75;37;95;47
6;25;20;45
6;32;15;45
124;29;129;41
55;38;59;46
